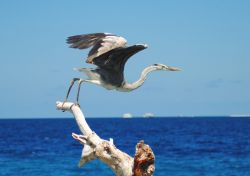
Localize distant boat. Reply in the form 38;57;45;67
123;113;133;118
143;113;155;118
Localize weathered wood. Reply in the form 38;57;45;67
56;101;155;176
133;141;155;176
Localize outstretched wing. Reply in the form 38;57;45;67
93;44;147;73
67;33;127;64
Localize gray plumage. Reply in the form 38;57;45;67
64;33;181;104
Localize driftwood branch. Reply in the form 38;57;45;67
56;101;155;176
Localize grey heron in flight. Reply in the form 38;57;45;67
64;33;180;105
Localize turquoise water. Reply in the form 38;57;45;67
1;117;250;176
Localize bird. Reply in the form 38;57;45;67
64;32;181;105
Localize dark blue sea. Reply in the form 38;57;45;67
1;117;250;176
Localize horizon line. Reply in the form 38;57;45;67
1;115;250;120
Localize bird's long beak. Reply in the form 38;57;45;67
167;66;181;71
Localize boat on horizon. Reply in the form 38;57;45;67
143;113;155;118
123;113;133;118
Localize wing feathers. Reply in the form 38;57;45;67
93;44;147;71
67;33;109;49
66;33;127;64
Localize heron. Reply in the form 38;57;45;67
64;32;181;105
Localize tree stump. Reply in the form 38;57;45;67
56;101;155;176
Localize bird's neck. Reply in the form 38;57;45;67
120;65;159;91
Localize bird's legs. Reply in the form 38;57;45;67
62;78;100;110
76;79;85;106
63;78;80;106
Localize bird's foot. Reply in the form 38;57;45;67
61;100;67;112
74;102;81;108
61;100;80;112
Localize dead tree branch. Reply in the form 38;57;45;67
56;101;155;176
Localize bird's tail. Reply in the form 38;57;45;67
73;68;96;80
73;68;84;72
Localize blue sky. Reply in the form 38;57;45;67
0;0;249;118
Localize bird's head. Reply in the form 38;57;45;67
153;64;181;71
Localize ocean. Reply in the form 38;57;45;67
0;117;250;176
